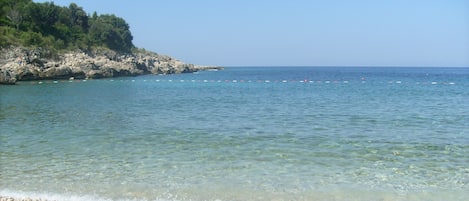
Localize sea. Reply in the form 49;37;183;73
0;67;468;201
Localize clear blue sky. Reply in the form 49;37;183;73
35;0;469;67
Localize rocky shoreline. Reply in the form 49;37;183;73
0;46;222;85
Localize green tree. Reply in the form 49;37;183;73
69;3;88;31
0;0;31;28
24;2;59;35
89;14;133;52
1;1;134;52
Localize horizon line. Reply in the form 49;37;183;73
217;65;469;68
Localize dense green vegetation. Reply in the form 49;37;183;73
0;0;134;53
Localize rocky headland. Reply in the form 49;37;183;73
0;46;222;85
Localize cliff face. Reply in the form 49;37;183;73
0;46;221;84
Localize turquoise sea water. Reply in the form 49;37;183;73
1;67;468;201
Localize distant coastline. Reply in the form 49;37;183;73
0;1;221;85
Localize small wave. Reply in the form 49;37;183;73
0;190;176;201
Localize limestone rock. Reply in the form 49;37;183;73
0;68;16;84
0;46;222;82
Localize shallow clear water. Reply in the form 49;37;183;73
1;67;468;201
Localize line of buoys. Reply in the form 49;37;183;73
23;79;458;85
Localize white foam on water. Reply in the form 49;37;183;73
0;190;177;201
1;190;112;201
2;184;468;201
